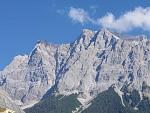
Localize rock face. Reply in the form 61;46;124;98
0;90;25;113
0;29;150;107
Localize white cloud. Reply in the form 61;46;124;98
68;7;92;24
98;7;150;32
68;7;150;32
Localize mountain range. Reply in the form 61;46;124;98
0;28;150;113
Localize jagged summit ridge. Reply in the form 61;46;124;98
0;28;150;108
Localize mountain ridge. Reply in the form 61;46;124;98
0;28;150;113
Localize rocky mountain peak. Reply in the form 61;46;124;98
0;28;150;109
82;29;94;34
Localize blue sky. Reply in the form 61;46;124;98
0;0;150;70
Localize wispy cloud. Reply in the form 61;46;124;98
99;7;150;32
68;7;150;32
68;7;94;24
56;9;66;15
90;5;98;15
